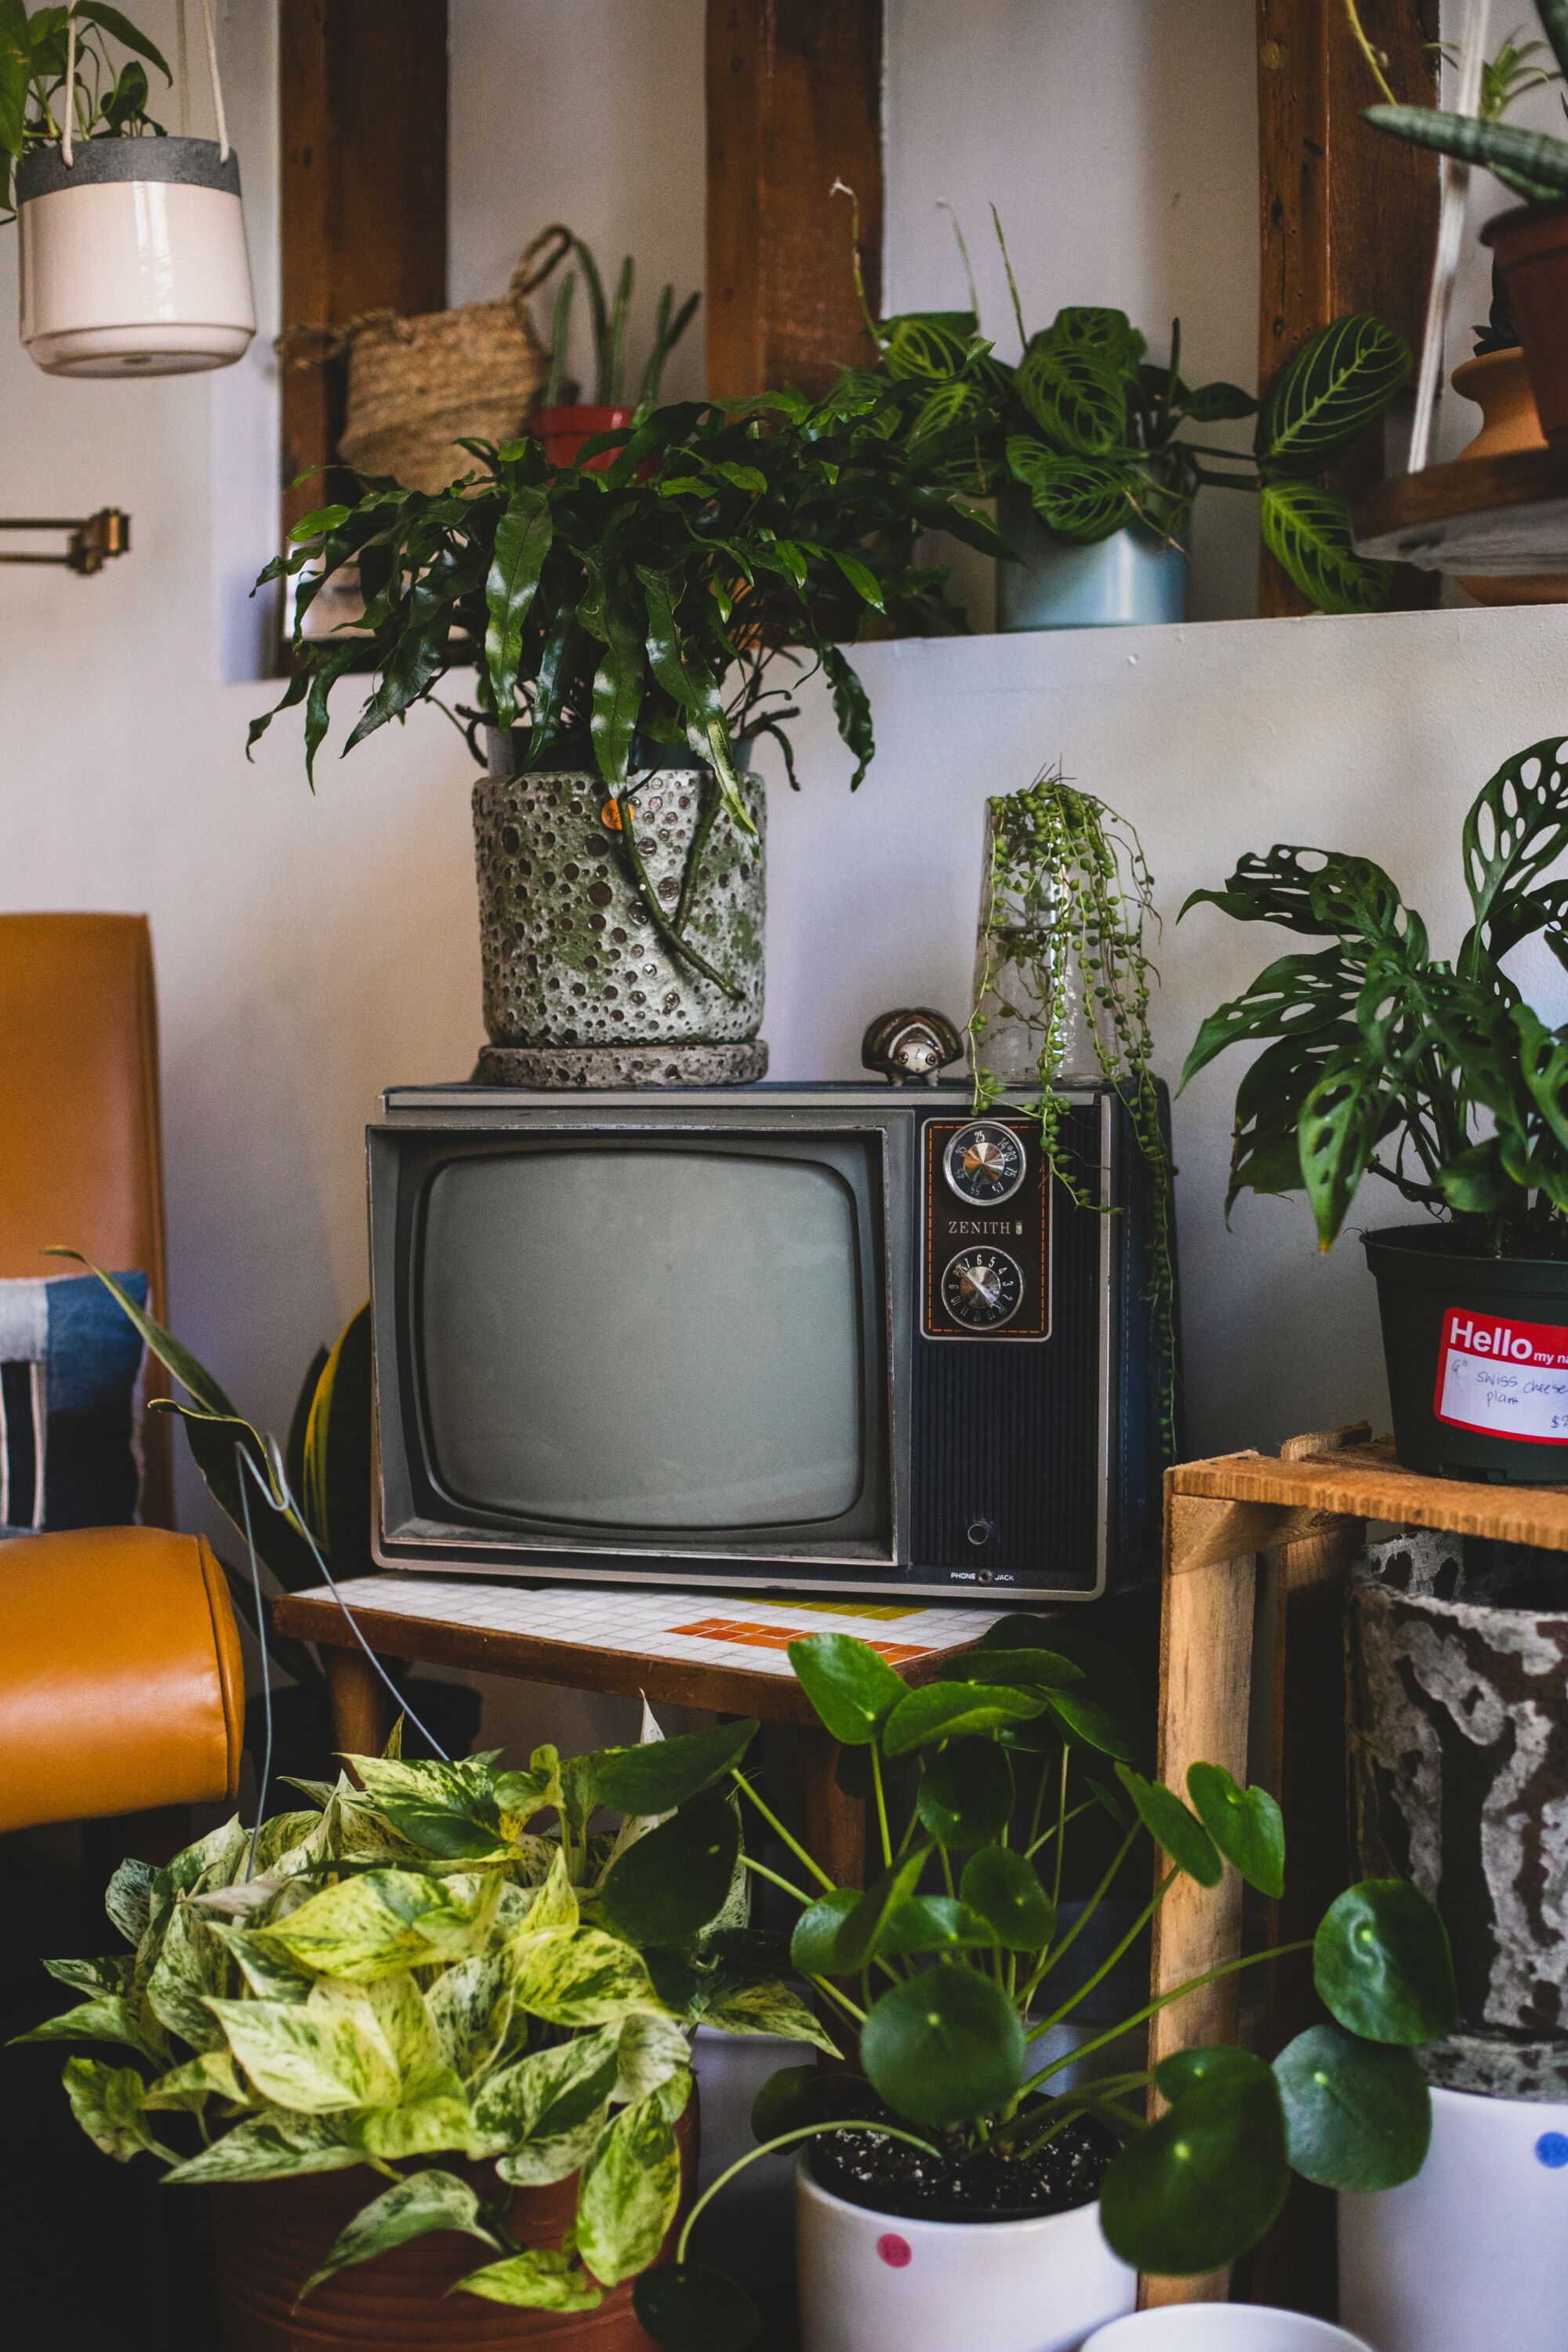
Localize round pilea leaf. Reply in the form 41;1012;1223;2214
789;1889;859;1980
878;1895;1000;1956
1115;1764;1222;1887
1046;1690;1140;1762
934;1646;1082;1691
1313;1880;1458;2046
1099;2070;1290;2277
829;1849;931;1973
916;1740;1014;1849
750;2063;878;2143
633;2262;760;2352
959;1846;1055;1951
861;1963;1025;2129
883;1681;1046;1757
1156;2043;1273;2103
600;1788;739;1947
1273;2022;1432;2192
786;1633;907;1746
1186;1762;1285;1900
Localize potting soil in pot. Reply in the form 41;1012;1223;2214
808;2114;1116;2224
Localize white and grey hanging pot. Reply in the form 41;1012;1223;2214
15;1;254;378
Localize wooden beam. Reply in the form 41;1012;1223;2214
705;0;883;399
1256;0;1439;614
278;0;448;545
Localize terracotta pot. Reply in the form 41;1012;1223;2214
534;405;636;472
1481;205;1568;446
213;2105;696;2349
1450;347;1568;604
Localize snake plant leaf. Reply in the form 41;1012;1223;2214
916;1740;1015;1848
1258;478;1395;615
1115;1764;1223;1886
883;1681;1047;1757
42;1249;236;1416
862;1962;1025;2128
1100;2067;1290;2274
1258;311;1412;474
301;2169;499;2300
788;1632;909;1744
459;2249;605;2309
1537;0;1568;82
256;1867;503;1984
634;2261;761;2352
1007;439;1139;543
485;482;553;718
1365;103;1568;194
590;1719;759;1818
470;2025;621;2157
1313;1881;1458;2046
1015;342;1127;455
62;2059;173;2164
1186;1763;1286;1899
1274;2022;1432;2192
162;2107;363;2183
575;2090;684;2285
514;1927;667;2028
878;1896;1000;1956
959;1848;1055;1951
789;1889;861;1979
207;1994;403;2113
601;1789;740;1947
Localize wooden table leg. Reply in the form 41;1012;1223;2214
800;1725;865;1893
325;1646;390;1781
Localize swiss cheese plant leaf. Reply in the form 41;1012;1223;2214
1298;1051;1392;1247
590;1719;758;1817
861;1964;1025;2128
1186;1763;1285;1898
1313;1880;1457;2046
958;1847;1054;1951
1100;2067;1290;2274
1258;479;1395;616
301;2169;499;2299
601;1789;740;1947
1179;946;1361;1091
1459;735;1568;969
1273;2022;1432;2192
634;2262;761;2352
1115;1765;1222;1885
1365;103;1568;196
1258;310;1411;474
883;1681;1047;1756
1223;1025;1361;1214
1513;1002;1568;1156
1015;343;1127;455
916;1740;1014;1848
787;1633;908;1745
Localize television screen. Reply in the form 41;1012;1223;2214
418;1148;866;1530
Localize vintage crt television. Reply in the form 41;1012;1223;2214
368;1080;1172;1600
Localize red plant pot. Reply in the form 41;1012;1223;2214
1481;204;1568;446
534;405;637;472
212;2100;697;2349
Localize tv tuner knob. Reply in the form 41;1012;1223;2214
942;1247;1024;1330
944;1120;1027;1205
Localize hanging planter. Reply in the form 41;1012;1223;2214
6;2;254;378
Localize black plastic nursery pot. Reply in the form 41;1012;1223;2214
1363;1224;1568;1482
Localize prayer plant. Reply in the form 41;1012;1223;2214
16;1714;835;2315
0;2;171;214
249;383;1006;828
633;1618;1457;2352
1179;736;1568;1255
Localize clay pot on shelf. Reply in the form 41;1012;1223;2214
16;136;255;378
1450;347;1568;604
1481;205;1568;448
534;404;637;472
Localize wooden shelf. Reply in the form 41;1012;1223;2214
1354;447;1568;575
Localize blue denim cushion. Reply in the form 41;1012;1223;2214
0;1272;148;1534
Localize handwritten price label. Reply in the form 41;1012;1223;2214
1435;1308;1568;1445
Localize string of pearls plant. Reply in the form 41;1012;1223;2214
969;766;1178;1449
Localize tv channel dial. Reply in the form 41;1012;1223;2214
942;1247;1024;1330
944;1120;1027;1207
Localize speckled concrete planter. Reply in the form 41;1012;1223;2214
1348;1530;1568;2098
472;742;766;1087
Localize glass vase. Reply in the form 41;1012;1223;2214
971;798;1105;1087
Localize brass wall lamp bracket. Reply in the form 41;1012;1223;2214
0;508;130;575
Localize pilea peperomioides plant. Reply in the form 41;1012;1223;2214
16;1715;834;2314
633;1618;1457;2350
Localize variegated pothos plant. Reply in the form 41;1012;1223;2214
17;1716;829;2314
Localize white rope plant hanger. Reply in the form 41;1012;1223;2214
58;0;230;168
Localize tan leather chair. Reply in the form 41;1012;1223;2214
0;914;243;1831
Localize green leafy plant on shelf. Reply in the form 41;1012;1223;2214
1356;0;1568;201
543;234;701;410
0;2;171;214
632;1620;1457;2351
1179;735;1568;1256
840;204;1413;615
16;1713;833;2313
969;769;1178;1450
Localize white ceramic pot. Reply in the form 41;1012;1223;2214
796;2157;1136;2352
1083;2310;1370;2349
16;136;255;376
1338;2081;1568;2352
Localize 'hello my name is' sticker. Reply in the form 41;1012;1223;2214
1435;1308;1568;1445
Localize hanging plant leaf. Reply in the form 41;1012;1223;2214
1312;1881;1458;2046
1258;480;1395;617
1257;311;1412;474
1273;2022;1432;2192
861;1964;1025;2128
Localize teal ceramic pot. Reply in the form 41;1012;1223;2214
995;485;1186;632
